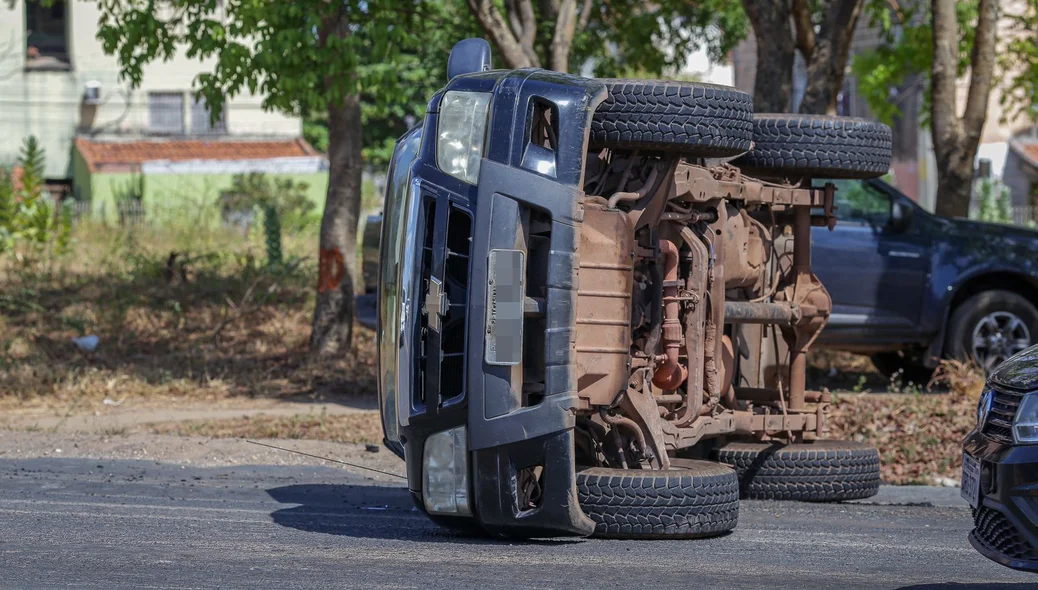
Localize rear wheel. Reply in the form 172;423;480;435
590;79;753;157
945;290;1038;371
576;460;739;539
715;440;881;502
732;114;892;179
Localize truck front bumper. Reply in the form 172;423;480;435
385;71;608;537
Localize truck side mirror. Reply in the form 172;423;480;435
447;38;492;81
890;200;913;232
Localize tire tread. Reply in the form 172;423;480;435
577;461;739;539
733;114;892;179
715;441;881;502
590;79;753;157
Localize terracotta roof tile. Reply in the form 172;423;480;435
1020;142;1038;167
74;137;321;172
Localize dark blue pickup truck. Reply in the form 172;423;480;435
814;178;1038;379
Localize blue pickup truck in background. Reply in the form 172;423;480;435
813;178;1038;380
363;177;1038;381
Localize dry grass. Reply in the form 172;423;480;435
1;221;992;485
0;221;377;415
828;359;986;484
148;410;384;445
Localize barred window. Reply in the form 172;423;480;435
191;95;227;135
148;92;185;135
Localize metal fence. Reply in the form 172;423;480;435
64;200;147;227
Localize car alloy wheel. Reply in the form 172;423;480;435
971;311;1032;370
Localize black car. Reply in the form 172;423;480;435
963;343;1038;572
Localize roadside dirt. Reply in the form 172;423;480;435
0;430;406;483
0;396;377;434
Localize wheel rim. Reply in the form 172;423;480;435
971;311;1032;370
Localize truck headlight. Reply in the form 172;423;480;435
1015;394;1038;444
423;426;471;515
436;91;490;184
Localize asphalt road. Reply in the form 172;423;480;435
1;458;1034;590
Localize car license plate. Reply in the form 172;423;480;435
485;249;525;366
961;453;981;509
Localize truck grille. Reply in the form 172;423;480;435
413;195;472;411
972;506;1038;561
982;386;1023;444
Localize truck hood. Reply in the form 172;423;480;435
990;343;1038;391
945;218;1038;242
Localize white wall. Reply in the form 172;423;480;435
0;2;302;179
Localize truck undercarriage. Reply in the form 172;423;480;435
572;155;837;472
378;45;893;539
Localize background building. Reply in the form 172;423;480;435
0;1;327;218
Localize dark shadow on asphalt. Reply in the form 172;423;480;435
266;483;582;545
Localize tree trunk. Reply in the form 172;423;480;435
742;0;795;113
931;0;999;219
550;0;578;72
468;0;540;69
798;0;864;115
310;95;363;356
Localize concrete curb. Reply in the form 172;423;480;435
848;485;966;508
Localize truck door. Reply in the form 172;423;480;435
812;180;931;341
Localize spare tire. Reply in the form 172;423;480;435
733;114;892;179
715;440;881;502
576;460;739;539
590;80;753;157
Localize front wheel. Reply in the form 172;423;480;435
945;290;1038;371
577;460;740;539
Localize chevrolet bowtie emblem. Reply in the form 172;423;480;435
424;277;447;332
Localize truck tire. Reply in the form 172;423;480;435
576;460;739;539
715;441;881;502
732;114;892;179
945;290;1038;371
590;80;753;157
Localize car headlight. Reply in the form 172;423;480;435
1015;394;1038;444
423;426;471;515
436;91;490;184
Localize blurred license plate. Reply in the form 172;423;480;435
961;453;981;509
485;249;524;366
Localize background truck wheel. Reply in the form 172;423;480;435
576;460;739;539
715;441;881;502
870;352;936;387
732;114;892;179
945;290;1038;371
590;79;753;157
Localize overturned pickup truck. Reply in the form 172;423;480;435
375;39;892;539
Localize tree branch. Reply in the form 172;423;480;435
578;0;593;30
550;0;578;72
798;0;864;114
467;0;538;68
792;0;816;62
961;0;999;142
506;0;524;40
515;0;540;66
